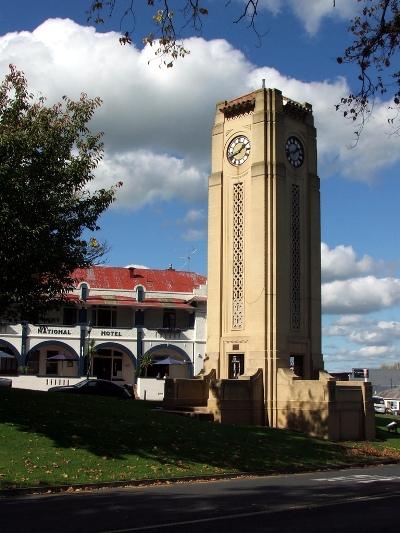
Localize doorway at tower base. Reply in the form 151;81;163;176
163;369;375;441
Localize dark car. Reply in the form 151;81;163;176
48;379;132;399
0;378;12;388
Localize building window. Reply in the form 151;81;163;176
27;350;39;375
135;310;145;327
80;283;89;301
136;286;145;302
0;347;17;375
163;310;176;330
91;307;117;327
92;348;123;380
46;350;58;375
188;312;195;329
63;306;78;326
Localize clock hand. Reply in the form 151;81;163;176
232;143;244;157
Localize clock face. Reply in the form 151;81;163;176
285;136;304;168
227;135;251;166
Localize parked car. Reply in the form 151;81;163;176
0;377;12;388
48;379;132;399
372;395;386;414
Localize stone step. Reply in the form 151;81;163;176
154;408;214;421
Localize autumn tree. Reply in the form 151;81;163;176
0;66;119;321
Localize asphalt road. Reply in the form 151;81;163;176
1;463;400;533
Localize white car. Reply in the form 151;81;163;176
372;396;386;414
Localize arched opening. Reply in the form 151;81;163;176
90;342;136;384
143;344;192;379
0;341;19;376
26;341;79;377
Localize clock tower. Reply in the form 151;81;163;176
205;88;324;426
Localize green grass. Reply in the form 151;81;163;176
0;388;396;489
348;414;400;457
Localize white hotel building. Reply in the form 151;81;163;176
0;265;207;390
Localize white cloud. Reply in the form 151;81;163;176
125;264;149;269
321;243;380;282
322;276;400;315
258;0;357;34
94;150;207;210
0;17;399;212
325;344;398;371
183;209;206;224
182;228;206;241
325;316;400;346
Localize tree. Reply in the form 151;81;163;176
87;0;262;67
88;1;400;133
0;66;120;321
137;352;153;377
337;0;400;135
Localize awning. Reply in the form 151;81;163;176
47;353;79;361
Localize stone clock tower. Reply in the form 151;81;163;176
205;87;324;426
165;87;374;440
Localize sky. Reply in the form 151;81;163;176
1;0;400;372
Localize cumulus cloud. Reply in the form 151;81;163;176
182;228;206;242
94;150;207;210
183;209;206;224
0;17;399;212
323;314;400;370
325;316;400;345
322;276;400;315
321;243;381;282
258;0;357;34
321;244;400;315
325;344;398;371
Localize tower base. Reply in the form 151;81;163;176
164;370;375;441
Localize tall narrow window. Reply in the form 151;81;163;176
80;283;89;301
136;286;145;302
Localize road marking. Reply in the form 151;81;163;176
313;474;400;484
98;491;400;532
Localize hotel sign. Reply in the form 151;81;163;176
37;326;72;335
100;330;122;337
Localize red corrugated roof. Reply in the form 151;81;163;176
72;266;206;293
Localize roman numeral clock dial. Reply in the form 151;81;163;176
227;135;251;166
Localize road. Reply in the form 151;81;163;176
1;463;400;532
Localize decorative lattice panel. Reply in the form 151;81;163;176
232;182;245;329
291;184;301;329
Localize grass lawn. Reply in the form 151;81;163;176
0;388;398;489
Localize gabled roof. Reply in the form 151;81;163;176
72;266;206;293
379;388;400;400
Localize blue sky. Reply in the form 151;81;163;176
1;0;400;371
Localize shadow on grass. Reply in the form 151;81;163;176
0;388;357;488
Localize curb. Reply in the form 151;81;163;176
1;459;398;498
